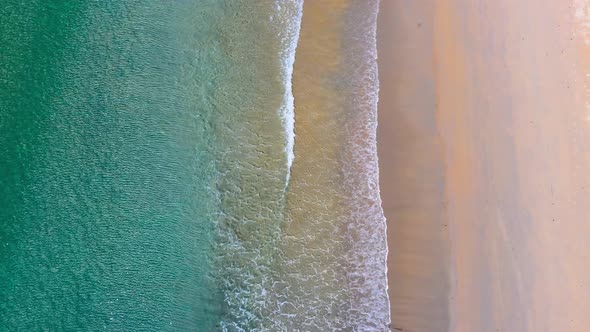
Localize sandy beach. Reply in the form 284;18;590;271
378;0;590;331
377;2;450;331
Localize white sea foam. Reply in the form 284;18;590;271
339;1;391;330
216;2;304;331
266;0;391;330
217;1;390;330
274;0;303;188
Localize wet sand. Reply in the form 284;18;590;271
378;0;590;331
377;1;450;331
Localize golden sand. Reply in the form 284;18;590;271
377;1;450;331
379;0;590;331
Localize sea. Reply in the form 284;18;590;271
0;1;389;330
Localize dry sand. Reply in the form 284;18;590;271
378;0;590;331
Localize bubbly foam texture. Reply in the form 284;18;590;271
275;0;303;187
340;1;390;330
258;1;390;330
213;1;390;330
212;2;304;331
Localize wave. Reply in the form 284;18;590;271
265;0;390;330
339;1;391;330
214;1;389;330
213;1;305;330
274;0;304;188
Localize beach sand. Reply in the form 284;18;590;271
378;0;590;331
377;1;450;331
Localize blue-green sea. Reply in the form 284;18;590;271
0;1;389;331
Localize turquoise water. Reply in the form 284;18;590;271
0;1;389;331
0;1;299;330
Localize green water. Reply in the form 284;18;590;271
0;1;298;330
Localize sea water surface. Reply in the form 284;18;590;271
0;1;388;330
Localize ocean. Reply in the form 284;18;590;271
0;1;388;330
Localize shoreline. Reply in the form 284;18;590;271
284;1;389;329
376;2;450;331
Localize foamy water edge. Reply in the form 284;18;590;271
274;0;304;188
341;1;391;330
374;1;392;327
